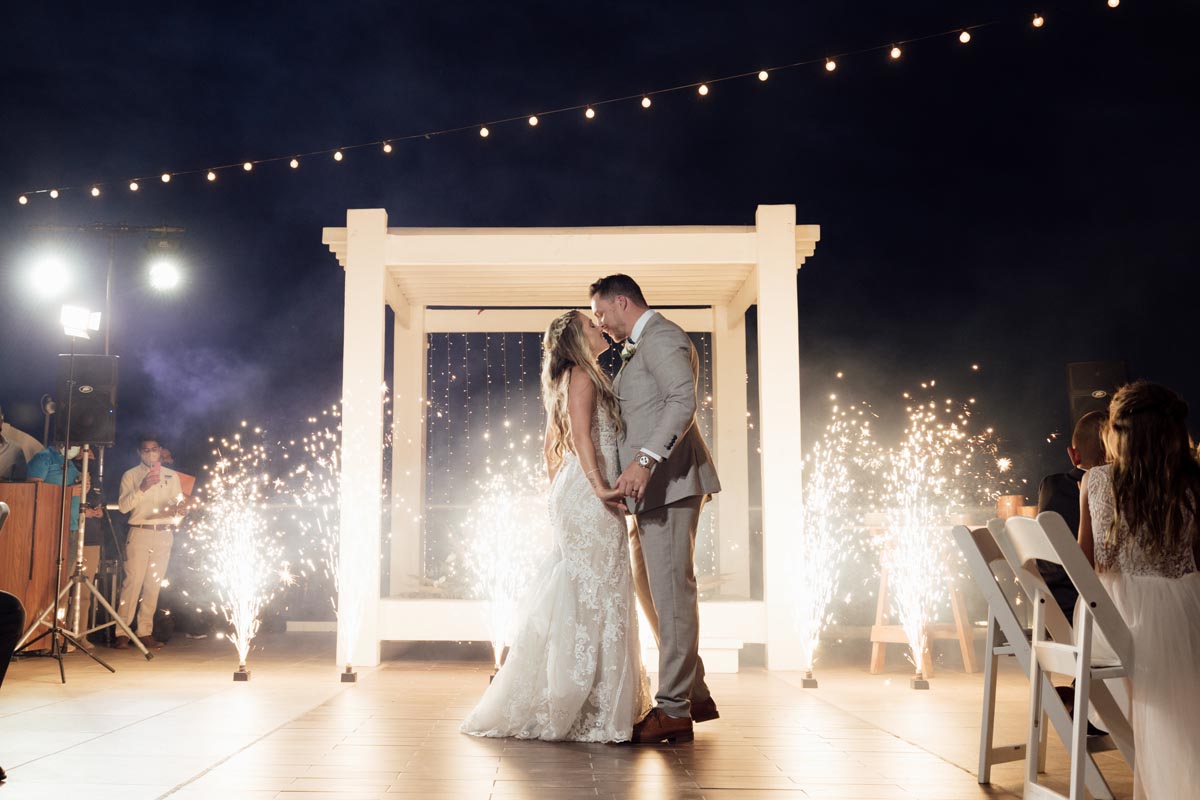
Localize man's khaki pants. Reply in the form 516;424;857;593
117;528;173;637
627;495;711;719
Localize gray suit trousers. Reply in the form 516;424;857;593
627;495;711;718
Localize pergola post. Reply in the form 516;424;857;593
337;208;388;669
755;204;805;670
712;305;751;597
389;301;427;595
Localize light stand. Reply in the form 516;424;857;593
15;307;151;679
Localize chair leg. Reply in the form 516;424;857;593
1069;615;1094;800
978;614;1000;783
1025;594;1047;793
1038;708;1049;773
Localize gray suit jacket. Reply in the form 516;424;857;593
613;312;722;514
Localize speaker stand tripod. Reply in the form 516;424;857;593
18;447;152;671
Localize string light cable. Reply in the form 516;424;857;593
15;8;1088;205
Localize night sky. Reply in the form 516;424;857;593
2;0;1197;490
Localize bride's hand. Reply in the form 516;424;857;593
594;485;623;503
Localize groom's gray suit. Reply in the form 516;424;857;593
613;311;721;719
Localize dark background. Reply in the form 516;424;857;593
1;0;1197;491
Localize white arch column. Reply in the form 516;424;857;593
389;297;427;595
337;208;387;668
755;204;805;670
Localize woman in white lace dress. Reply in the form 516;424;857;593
461;310;651;742
1079;381;1200;799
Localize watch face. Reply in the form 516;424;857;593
638;454;651;467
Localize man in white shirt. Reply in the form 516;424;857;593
115;435;186;650
0;406;29;481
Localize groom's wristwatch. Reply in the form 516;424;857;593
636;453;655;471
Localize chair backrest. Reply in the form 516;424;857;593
989;517;1075;644
953;524;1030;645
1004;512;1134;669
0;500;8;534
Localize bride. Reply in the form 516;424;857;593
461;310;651;742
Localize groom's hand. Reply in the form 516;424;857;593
615;462;652;504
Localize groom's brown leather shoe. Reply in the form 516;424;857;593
631;708;693;744
691;696;719;723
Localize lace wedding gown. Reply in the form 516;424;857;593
461;406;651;742
1088;465;1200;799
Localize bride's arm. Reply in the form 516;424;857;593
566;368;619;501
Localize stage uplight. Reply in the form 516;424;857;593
27;254;72;298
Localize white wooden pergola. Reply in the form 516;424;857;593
323;205;819;670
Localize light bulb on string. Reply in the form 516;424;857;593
479;126;490;137
528;115;538;126
382;142;393;153
161;173;171;183
825;58;837;72
333;150;343;161
49;189;59;199
1107;0;1119;7
18;195;27;205
243;162;253;171
890;45;902;59
757;70;769;81
959;30;971;44
698;83;709;96
641;96;651;108
1033;13;1045;27
206;171;217;182
129;181;139;192
289;158;299;168
90;187;100;197
584;107;595;119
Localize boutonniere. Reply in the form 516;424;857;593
620;341;638;363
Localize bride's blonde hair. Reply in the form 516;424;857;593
541;310;623;469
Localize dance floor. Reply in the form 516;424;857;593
0;634;1133;799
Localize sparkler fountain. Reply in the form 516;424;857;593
191;428;289;680
792;401;873;687
460;459;552;674
874;387;1004;689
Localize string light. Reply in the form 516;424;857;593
12;10;1099;203
18;195;27;205
207;170;217;181
161;173;171;183
1107;0;1119;7
129;181;139;191
49;189;59;199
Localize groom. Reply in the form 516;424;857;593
590;274;723;744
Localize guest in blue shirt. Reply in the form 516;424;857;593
27;444;83;532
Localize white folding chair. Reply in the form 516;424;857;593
954;525;1114;798
0;501;8;532
998;512;1135;800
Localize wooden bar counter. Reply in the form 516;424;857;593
0;482;72;619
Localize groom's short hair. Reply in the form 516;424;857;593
589;274;647;308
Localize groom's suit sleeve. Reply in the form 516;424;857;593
642;326;697;460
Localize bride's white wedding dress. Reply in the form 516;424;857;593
461;406;651;742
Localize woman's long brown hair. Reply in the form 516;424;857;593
1105;380;1200;561
540;310;623;470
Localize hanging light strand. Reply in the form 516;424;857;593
17;13;1048;202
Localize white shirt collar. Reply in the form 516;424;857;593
629;309;656;344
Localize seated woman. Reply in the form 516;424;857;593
1079;380;1200;799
